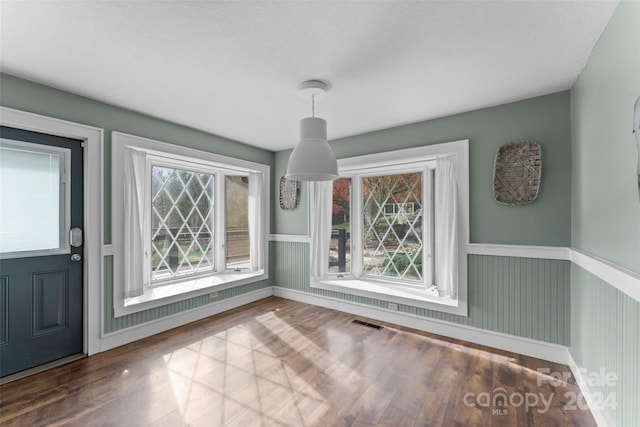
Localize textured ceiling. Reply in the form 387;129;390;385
0;1;619;151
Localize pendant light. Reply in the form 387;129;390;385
285;80;339;181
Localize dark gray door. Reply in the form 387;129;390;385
0;126;84;377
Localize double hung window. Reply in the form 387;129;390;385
311;140;468;315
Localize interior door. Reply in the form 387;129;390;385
0;126;84;377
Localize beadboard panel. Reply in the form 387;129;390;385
102;255;271;334
270;241;570;345
571;264;639;427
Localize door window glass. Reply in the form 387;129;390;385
0;139;69;257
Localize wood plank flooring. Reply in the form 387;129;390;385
0;297;596;426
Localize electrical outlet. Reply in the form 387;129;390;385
209;292;218;299
388;302;398;311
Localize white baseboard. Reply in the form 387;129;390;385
99;287;272;352
273;287;569;364
567;351;615;427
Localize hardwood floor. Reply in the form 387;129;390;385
0;297;595;426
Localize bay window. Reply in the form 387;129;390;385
112;132;269;316
311;140;468;315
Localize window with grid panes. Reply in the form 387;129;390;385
150;166;216;282
329;167;435;288
150;165;253;285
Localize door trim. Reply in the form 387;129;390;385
0;106;103;356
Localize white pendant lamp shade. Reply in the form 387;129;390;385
286;117;339;181
286;80;339;182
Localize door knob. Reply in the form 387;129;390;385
71;254;82;262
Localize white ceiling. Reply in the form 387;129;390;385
0;1;618;151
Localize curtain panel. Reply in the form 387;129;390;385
123;147;150;298
434;155;458;298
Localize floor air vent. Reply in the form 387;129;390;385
351;319;383;330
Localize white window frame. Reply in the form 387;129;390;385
112;132;269;317
311;139;469;316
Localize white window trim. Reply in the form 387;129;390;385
112;131;269;317
311;139;469;316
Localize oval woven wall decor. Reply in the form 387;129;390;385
493;141;542;205
279;176;300;210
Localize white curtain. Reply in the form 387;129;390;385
434;155;458;298
310;181;333;283
248;172;263;271
123;147;150;298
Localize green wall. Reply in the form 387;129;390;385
570;2;640;425
0;72;275;332
275;92;572;247
571;0;640;274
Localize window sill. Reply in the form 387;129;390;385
115;270;266;317
311;277;467;316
